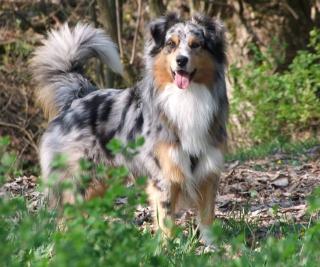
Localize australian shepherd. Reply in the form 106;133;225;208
31;13;228;245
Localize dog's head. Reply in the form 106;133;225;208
147;13;226;90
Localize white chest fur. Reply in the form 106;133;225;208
158;83;218;156
158;83;224;200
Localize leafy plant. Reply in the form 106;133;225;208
1;136;320;266
0;136;18;184
230;29;320;144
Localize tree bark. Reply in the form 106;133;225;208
149;0;165;18
96;0;118;88
211;0;319;69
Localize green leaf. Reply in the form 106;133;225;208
106;139;123;154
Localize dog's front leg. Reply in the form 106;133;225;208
196;174;220;245
147;180;180;237
148;142;185;237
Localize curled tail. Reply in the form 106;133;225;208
31;23;123;119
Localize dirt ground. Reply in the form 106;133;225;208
218;146;320;225
1;144;320;237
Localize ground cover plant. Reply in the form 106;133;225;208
1;136;320;267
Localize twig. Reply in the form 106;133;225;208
16;140;34;167
130;0;142;65
90;0;106;86
115;0;124;60
281;2;299;20
0;121;39;154
1;93;13;113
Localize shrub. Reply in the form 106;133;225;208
230;29;320;144
0;136;19;183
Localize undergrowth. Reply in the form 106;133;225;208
230;29;320;145
226;138;320;162
1;136;320;266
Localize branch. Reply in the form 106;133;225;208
115;0;124;60
130;0;142;65
0;121;39;154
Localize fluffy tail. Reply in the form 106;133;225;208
31;23;123;119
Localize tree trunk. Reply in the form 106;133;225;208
148;0;165;18
207;0;319;70
96;0;118;88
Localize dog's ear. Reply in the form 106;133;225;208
149;12;180;47
192;14;226;63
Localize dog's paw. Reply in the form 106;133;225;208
195;244;217;255
199;224;214;246
203;244;217;253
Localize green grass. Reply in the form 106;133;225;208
1;136;320;266
226;138;320;162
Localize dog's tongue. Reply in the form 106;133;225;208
174;71;190;89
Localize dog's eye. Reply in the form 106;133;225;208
190;42;201;49
166;40;176;49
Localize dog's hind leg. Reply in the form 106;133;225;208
42;158;82;210
44;169;77;210
44;162;108;215
40;141;87;210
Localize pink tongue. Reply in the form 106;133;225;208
174;72;190;89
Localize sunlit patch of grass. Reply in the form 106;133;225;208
226;138;320;162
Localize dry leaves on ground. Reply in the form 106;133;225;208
1;146;319;232
217;147;320;226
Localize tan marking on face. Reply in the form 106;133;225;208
153;34;185;90
154;142;185;184
153;51;174;90
191;50;216;87
188;36;201;48
170;35;180;46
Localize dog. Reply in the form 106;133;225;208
31;13;228;245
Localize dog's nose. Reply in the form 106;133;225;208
176;55;188;67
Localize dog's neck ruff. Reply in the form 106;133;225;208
157;83;218;156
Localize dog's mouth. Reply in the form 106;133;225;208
171;69;196;89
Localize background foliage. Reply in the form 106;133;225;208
230;29;320;144
0;0;319;165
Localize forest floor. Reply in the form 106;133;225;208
1;143;320;241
